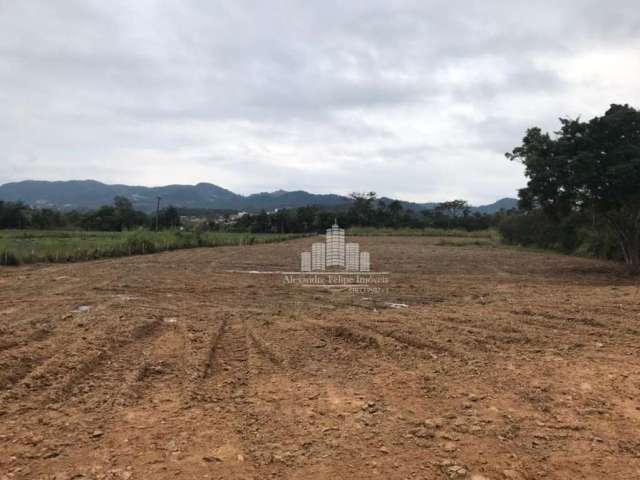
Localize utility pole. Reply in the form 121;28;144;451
155;196;162;232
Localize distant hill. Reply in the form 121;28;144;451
0;180;517;214
473;197;519;214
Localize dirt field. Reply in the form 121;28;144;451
1;236;639;480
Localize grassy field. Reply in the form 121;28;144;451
346;226;498;238
0;227;500;266
0;229;303;266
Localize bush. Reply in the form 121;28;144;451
574;226;622;260
124;230;157;255
498;211;627;261
0;250;20;266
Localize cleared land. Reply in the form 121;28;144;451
0;236;639;479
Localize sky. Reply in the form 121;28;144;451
1;1;639;204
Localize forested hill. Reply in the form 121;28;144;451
0;180;517;213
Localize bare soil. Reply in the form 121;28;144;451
1;236;639;480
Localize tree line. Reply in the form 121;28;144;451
229;195;502;233
0;196;181;231
503;103;640;272
4;104;636;272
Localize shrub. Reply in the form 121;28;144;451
0;250;20;266
124;230;157;255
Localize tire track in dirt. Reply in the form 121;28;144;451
350;317;468;359
240;315;440;479
0;324;54;354
0;330;55;386
0;293;137;390
54;319;166;405
181;313;227;404
184;313;261;478
416;315;540;352
516;309;640;339
0;313;119;394
0;317;164;411
100;319;186;412
304;317;444;366
304;319;381;349
235;319;322;477
247;327;285;366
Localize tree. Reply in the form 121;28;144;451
436;200;470;218
507;104;640;272
0;201;29;228
296;206;319;232
30;208;64;229
81;206;120;231
387;200;403;227
158;205;181;229
435;200;469;228
348;192;377;226
113;196;136;229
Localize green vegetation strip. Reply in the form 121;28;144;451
0;230;303;266
346;227;498;239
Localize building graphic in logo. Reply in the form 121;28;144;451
300;222;370;272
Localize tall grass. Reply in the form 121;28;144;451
0;229;302;266
346;226;498;239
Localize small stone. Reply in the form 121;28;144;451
90;430;104;438
203;455;222;463
443;441;456;452
409;427;435;439
471;474;491;480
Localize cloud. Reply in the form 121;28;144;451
0;0;639;204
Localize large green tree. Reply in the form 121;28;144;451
348;192;377;226
507;104;640;272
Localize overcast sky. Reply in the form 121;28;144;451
1;1;639;204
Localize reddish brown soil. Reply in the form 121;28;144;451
1;236;639;480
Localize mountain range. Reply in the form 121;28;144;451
0;180;518;214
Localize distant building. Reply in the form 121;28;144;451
312;243;326;271
299;222;371;272
325;222;345;268
301;251;312;272
359;252;370;272
345;242;360;271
